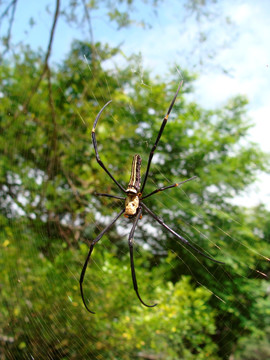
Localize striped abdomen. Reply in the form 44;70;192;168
126;154;142;195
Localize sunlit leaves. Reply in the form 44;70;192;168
1;41;270;359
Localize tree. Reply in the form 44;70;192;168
1;41;270;359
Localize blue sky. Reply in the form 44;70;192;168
6;0;270;207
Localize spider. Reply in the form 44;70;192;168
80;81;223;314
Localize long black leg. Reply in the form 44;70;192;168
129;207;157;308
142;176;197;200
140;81;183;194
95;192;125;200
141;203;224;265
80;209;125;314
92;101;126;193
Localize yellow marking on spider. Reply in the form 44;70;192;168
125;194;139;216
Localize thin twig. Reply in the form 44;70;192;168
0;0;16;20
1;0;18;57
14;0;60;119
46;66;58;179
81;0;94;45
81;0;97;67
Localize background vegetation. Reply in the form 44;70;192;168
0;1;270;359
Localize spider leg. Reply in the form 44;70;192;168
92;101;126;193
80;209;125;314
129;207;157;308
95;192;125;200
142;176;197;200
141;203;224;265
141;81;183;194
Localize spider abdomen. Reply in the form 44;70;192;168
126;154;142;194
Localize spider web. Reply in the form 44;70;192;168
1;3;270;359
2;56;269;360
58;58;269;358
2;53;269;360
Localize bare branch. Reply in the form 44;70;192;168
81;0;97;67
1;0;18;57
14;0;60;119
46;66;58;180
0;0;16;20
81;0;94;45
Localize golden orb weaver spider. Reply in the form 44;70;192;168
80;81;224;314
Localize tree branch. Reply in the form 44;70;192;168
81;0;98;70
14;0;60;119
81;0;94;45
46;66;58;180
1;0;18;58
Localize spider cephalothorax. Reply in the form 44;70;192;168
80;81;224;314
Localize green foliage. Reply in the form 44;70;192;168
1;41;270;359
0;218;220;359
234;327;270;360
61;0;161;31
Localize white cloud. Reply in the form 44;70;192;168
231;3;252;23
250;106;270;151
